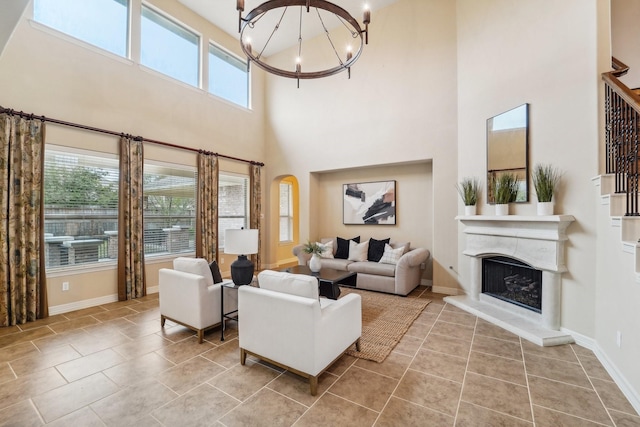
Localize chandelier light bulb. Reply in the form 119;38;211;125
363;4;371;24
346;45;353;62
244;38;252;53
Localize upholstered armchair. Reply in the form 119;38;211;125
238;270;361;395
158;257;236;343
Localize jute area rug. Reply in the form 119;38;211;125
341;288;431;363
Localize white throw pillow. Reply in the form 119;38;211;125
257;270;319;299
348;240;369;262
317;240;334;259
378;243;404;265
173;257;214;286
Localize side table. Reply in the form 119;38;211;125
220;281;240;341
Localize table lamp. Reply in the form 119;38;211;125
224;228;259;285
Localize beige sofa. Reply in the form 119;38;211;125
293;238;430;296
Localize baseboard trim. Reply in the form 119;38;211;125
49;286;159;316
431;285;460;296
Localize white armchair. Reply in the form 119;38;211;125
159;257;236;343
238;270;361;395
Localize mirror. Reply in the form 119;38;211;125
486;103;529;203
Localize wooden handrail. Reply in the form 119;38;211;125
611;56;629;77
603;58;640;115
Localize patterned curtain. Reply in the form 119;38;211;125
0;113;48;326
249;163;262;270
117;136;146;300
196;152;219;261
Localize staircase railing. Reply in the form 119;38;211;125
603;57;640;216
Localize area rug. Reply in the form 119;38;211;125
341;288;431;363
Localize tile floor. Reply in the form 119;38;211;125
0;287;638;426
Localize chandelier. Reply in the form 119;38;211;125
236;0;371;86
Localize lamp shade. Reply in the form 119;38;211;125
224;229;259;255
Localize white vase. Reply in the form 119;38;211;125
464;205;477;216
495;203;509;216
309;254;322;273
537;201;554;216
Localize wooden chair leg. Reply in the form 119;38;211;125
240;348;247;365
309;376;318;396
355;338;361;352
160;315;166;327
197;329;204;344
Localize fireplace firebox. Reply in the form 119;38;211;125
482;256;542;313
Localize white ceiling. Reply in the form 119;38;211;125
178;0;398;57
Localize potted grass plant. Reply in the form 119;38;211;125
492;173;519;215
457;177;481;215
532;163;562;215
303;241;325;272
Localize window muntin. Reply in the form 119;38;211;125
143;162;197;256
44;148;119;270
33;0;129;57
218;174;249;248
279;182;293;242
208;44;249;108
141;5;200;87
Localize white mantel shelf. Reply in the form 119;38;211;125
449;214;576;346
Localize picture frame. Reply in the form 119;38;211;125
343;180;396;225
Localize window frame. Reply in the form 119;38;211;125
218;172;250;250
208;42;250;109
279;182;294;243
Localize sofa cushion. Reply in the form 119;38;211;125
257;270;319;300
367;237;390;262
336;236;360;259
317;240;334;258
320;258;353;271
347;261;396;278
391;241;411;255
173;257;214;287
209;260;223;283
348;240;369;262
379;243;405;265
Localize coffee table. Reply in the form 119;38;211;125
281;265;357;300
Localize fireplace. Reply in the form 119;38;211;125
446;215;575;346
482;256;542;313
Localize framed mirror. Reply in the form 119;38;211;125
486;103;529;203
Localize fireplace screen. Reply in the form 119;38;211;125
482;256;542;313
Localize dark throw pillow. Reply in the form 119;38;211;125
335;236;360;259
368;237;390;262
209;260;223;284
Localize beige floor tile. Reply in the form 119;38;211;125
0;341;39;364
392;333;424;357
267;370;338;407
45;406;106;427
0;362;16;384
423;301;445;314
103;351;175;387
99;299;141;311
356;351;413;380
472;334;523;360
32;372;118;423
404;319;433;339
156;336;215;364
579;355;614;382
156;323;197;342
431;320;475;341
209;359;280;401
609;409;640;426
414;310;438;325
48;317;100;334
0;399;43;427
68;329;132;356
56;348;125;382
532;404;610;427
64;307;108;320
591;377;638;414
528;375;612;425
422;333;472;359
461;372;532;421
295;392;379;427
437;310;477;328
474;319;520;343
124;308;162;324
152;383;240;426
571;343;596;358
0;367;67;411
90;379;177;426
521;340;578;363
325;353;357;376
456;401;533;427
524;352;592;388
156;355;226;394
0;325;21;338
112;333;171;359
375;396;454;427
10;344;81;377
329;365;398;412
0;327;54;349
467;351;526;386
220;388;307;427
18;314;69;331
32;329;88;353
393;369;461;416
409;348;467;383
91;307;139;323
119;318;164;339
129;300;160;313
201;337;241;368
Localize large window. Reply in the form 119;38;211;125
143;162;197;256
279;182;293;242
33;0;129;57
44;148;119;270
141;5;200;87
218;174;249;248
208;44;249;108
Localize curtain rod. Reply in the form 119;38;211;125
0;106;265;167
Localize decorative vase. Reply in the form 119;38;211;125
537;201;554;216
495;203;509;216
464;205;477;216
309;254;322;273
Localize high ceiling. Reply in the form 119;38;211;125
178;0;399;57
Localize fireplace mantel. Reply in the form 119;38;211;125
446;214;576;346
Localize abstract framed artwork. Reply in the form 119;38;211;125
343;180;396;225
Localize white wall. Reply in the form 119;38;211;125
263;0;460;293
611;0;640;87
